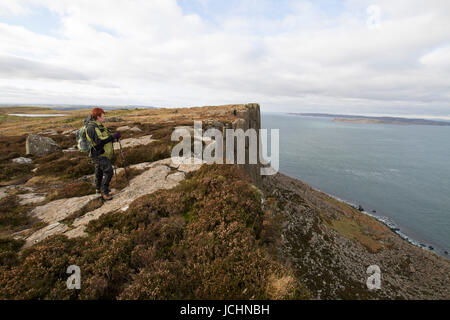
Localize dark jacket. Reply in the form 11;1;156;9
84;115;114;159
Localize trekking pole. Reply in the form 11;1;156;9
117;138;130;186
112;146;118;183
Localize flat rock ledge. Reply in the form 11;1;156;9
21;158;203;248
113;135;155;150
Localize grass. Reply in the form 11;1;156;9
0;104;242;137
327;216;385;253
316;195;390;254
295;182;391;254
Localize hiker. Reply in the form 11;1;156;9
84;107;121;201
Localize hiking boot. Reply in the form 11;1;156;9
97;188;111;194
101;193;113;201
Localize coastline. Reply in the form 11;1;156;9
293;178;449;258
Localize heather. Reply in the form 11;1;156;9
0;164;303;299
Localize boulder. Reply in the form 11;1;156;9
26;134;60;156
12;157;32;164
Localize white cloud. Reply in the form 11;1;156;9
0;0;30;15
0;0;449;116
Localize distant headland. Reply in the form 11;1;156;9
289;113;450;126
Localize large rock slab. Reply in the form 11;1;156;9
31;194;99;224
65;164;176;238
113;135;155;150
22;158;204;245
26;134;60;156
24;223;68;248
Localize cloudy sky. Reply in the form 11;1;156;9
0;0;449;116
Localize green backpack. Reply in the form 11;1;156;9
76;125;91;153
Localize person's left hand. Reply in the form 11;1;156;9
112;132;121;140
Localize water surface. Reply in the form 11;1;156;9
262;113;450;256
8;113;68;117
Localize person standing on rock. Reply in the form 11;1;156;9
85;107;121;201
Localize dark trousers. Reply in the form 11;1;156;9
93;156;113;194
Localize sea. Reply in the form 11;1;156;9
261;113;450;257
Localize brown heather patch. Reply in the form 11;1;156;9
0;163;33;185
116;139;176;167
46;181;96;201
0;238;25;267
0;135;27;161
0;135;32;184
0;195;36;234
110;168;145;191
47;133;76;149
0;165;302;300
25;175;64;187
32;151;64;164
34;152;94;179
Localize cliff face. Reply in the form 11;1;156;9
227;103;262;187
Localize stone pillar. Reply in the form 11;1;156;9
226;103;263;187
